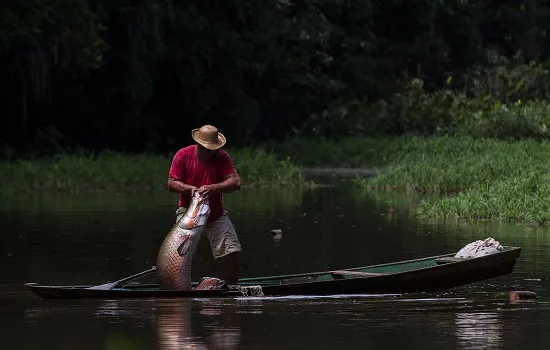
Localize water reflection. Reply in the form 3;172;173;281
156;300;241;350
5;184;550;350
455;312;502;349
156;300;204;350
94;299;242;350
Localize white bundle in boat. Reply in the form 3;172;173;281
454;237;504;258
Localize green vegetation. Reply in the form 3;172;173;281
263;51;550;227
3;0;550;227
4;1;550;154
269;135;435;168
0;151;168;193
228;149;308;188
276;51;550;148
0;148;307;194
354;136;550;226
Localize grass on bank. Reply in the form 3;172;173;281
268;136;415;168
351;136;550;226
5;131;550;226
0;148;309;193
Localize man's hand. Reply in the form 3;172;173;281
198;184;217;197
167;176;198;195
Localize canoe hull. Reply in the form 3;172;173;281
260;249;519;296
25;246;521;299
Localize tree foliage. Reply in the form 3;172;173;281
1;0;550;154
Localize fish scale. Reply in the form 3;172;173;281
156;191;211;291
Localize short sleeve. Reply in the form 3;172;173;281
217;150;237;178
169;149;186;181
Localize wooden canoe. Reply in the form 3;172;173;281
25;246;521;299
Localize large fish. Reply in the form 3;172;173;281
156;191;210;291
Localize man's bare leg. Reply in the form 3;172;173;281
221;252;240;285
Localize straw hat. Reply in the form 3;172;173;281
191;125;226;150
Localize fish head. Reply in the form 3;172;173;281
180;192;211;228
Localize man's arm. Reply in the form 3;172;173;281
167;175;197;195
214;172;241;193
167;149;196;195
198;173;241;196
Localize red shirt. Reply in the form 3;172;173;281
169;145;237;222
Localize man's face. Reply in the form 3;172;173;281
197;144;218;160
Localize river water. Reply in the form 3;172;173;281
1;178;549;349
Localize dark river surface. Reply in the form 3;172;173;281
1;177;549;349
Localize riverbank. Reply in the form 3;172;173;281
0;148;309;194
3;135;550;226
270;135;550;226
352;136;550;226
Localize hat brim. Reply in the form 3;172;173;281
191;128;226;150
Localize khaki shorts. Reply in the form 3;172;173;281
176;207;242;260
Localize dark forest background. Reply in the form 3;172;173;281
2;0;550;155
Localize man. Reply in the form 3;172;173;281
167;124;242;285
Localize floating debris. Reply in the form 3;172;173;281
270;229;283;240
509;290;537;302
